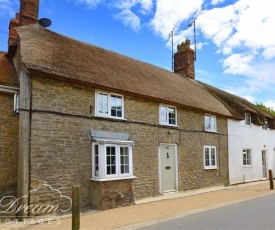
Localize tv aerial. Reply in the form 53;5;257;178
38;18;52;28
169;21;179;71
188;8;204;61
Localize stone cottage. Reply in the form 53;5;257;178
13;23;231;211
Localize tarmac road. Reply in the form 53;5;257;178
136;193;275;230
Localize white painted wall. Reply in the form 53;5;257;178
228;119;275;184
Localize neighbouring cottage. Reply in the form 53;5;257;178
200;84;275;184
1;0;275;218
0;52;19;199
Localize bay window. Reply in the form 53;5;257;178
92;143;133;180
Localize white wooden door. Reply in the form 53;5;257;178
160;144;177;193
262;150;268;179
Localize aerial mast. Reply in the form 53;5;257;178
169;21;179;71
188;8;204;61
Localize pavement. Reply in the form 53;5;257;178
0;180;274;230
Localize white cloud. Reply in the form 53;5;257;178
114;9;141;31
211;0;225;5
0;0;17;17
221;58;275;106
222;53;254;75
111;0;153;30
265;101;275;110
263;45;275;60
139;0;153;14
198;0;275;70
72;0;103;8
242;95;256;103
195;41;208;50
150;0;203;37
223;86;257;103
70;0;153;30
198;6;236;48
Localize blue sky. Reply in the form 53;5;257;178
1;0;275;109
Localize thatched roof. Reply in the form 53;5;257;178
16;24;232;117
200;82;275;128
0;52;18;87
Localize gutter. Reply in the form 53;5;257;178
0;85;19;94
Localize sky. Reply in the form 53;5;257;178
0;0;275;109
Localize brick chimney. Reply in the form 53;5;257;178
8;0;39;46
173;39;195;79
19;0;39;26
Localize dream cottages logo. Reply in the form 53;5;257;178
0;183;72;225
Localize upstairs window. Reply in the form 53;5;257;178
243;149;252;166
95;91;124;119
204;146;217;169
160;104;177;126
205;115;217;132
245;113;251;126
262;119;268;130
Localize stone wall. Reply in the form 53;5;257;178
0;92;18;198
29;76;228;210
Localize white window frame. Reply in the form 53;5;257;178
204;114;217;132
245;113;251;126
14;93;19;114
159;104;177;126
92;142;133;180
243;149;252;166
95;90;124;119
204;145;217;169
262;119;268;130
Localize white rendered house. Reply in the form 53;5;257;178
228;113;275;184
199;83;275;185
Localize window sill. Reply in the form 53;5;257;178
204;130;218;133
204;167;219;170
243;165;252;168
242;124;251;128
159;124;179;128
90;176;137;182
93;115;127;121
